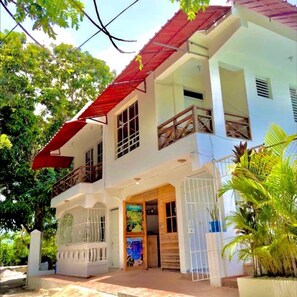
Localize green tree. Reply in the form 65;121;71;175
1;0;84;39
220;125;297;277
0;31;114;233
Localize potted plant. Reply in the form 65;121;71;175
207;204;221;232
219;124;297;297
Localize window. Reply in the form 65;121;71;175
85;148;94;167
255;77;272;99
85;148;94;181
97;142;103;164
165;201;177;233
96;142;103;180
290;86;297;122
116;101;139;158
184;89;204;100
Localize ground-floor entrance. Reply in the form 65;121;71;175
123;184;180;271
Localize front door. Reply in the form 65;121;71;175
124;202;147;270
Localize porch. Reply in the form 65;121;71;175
28;268;239;297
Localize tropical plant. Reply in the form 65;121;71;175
220;124;297;277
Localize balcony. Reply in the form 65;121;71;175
158;105;213;150
225;113;251;140
53;163;102;197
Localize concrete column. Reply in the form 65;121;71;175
27;229;41;276
206;232;224;287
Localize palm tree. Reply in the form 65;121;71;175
220;124;297;277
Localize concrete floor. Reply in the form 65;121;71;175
32;268;239;297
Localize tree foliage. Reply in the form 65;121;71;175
0;31;114;233
220;124;297;277
2;0;85;39
172;0;210;20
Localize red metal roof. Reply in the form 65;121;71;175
234;0;297;29
32;121;86;169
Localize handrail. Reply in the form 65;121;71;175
52;163;103;197
158;105;213;150
224;113;251;140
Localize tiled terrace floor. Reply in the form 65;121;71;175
34;268;239;297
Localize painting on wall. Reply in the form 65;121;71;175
126;204;143;233
126;237;143;267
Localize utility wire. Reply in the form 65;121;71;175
0;0;43;47
70;0;135;53
76;0;139;50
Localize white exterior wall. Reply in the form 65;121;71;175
52;7;297;277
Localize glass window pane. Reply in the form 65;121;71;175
172;217;177;232
166;218;172;233
166;202;171;217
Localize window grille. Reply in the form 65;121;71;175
290;86;297;122
255;77;272;99
116;101;139;158
57;207;106;245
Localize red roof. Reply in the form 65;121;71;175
235;0;297;30
32;121;86;169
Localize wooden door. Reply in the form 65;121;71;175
124;202;147;270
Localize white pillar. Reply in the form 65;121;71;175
27;229;41;276
206;232;224;287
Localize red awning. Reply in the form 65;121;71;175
78;6;231;119
235;0;297;29
32;120;87;169
32;6;231;170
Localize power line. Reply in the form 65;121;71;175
0;0;43;47
70;0;136;53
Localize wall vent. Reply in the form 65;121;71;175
290;86;297;122
255;77;272;99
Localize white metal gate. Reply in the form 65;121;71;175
184;176;224;281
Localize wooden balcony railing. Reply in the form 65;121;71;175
158;105;213;150
52;163;103;197
225;113;251;140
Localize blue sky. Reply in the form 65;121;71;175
1;0;296;73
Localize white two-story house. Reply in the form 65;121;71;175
33;0;297;281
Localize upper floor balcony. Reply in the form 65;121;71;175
158;105;213;150
157;105;251;150
52;163;102;197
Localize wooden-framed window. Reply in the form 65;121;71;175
289;86;297;122
116;101;139;158
165;201;177;233
255;77;272;99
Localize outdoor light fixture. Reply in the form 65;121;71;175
134;178;141;184
177;159;187;164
